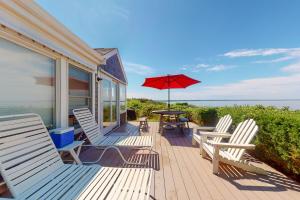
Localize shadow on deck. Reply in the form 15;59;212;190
79;121;300;200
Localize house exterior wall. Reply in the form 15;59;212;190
99;54;127;83
0;1;128;136
0;1;104;129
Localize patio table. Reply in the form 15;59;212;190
57;140;84;164
152;110;186;133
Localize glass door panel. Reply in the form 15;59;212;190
102;79;111;128
101;78;118;133
111;82;117;123
103;102;111;128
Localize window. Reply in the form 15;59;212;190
102;79;117;129
68;64;92;125
0;38;56;128
119;84;126;113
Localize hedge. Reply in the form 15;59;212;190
127;98;300;180
217;106;300;178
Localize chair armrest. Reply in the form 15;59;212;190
199;131;232;138
207;141;255;149
197;126;215;131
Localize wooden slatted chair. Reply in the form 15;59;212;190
192;114;232;148
73;108;154;165
200;119;266;175
0;113;153;199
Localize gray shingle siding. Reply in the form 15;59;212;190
99;54;127;83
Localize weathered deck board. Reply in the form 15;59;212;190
79;121;300;200
1;121;299;199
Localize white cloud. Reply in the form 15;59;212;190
206;65;234;72
195;64;209;68
281;62;300;73
124;62;154;75
111;5;130;20
180;63;232;73
170;73;300;99
223;48;299;58
129;74;300;99
253;56;293;64
224;48;300;66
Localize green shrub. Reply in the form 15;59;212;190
217;105;300;177
127;99;300;180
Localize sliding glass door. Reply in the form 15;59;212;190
102;77;118;133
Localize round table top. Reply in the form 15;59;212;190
151;110;186;115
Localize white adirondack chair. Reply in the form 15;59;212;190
192;114;232;148
0;114;153;199
200;119;266;175
73;108;153;165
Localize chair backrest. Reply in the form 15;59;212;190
226;119;258;160
213;114;232;142
0;114;64;198
73;108;102;145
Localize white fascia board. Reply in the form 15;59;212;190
0;0;104;71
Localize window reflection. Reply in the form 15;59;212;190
68;65;92;126
119;84;126;113
102;79;117;129
0;38;56;128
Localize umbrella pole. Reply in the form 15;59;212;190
168;88;170;111
167;74;170;111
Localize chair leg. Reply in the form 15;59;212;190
192;137;197;146
200;139;205;156
69;149;82;164
212;146;220;174
201;147;206;157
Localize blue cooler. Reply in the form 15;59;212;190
50;127;74;148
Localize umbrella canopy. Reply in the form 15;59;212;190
142;74;200;109
142;74;200;89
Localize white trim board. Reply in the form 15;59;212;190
0;0;104;69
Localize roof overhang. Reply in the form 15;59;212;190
0;0;105;70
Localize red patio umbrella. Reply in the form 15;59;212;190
142;74;201;110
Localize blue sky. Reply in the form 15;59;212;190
37;0;300;100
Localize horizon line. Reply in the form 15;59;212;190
151;99;300;102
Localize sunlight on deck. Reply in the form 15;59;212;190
79;121;300;200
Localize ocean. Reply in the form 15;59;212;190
156;100;300;110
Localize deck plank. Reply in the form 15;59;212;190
77;121;300;200
151;122;166;200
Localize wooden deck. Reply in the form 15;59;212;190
79;121;300;200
